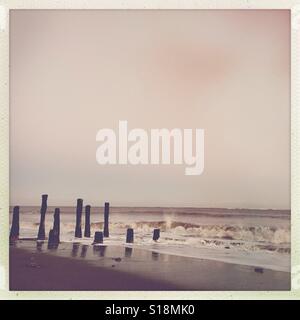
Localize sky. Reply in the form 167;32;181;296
10;10;290;208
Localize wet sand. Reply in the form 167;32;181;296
10;241;290;291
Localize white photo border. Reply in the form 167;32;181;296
0;0;299;300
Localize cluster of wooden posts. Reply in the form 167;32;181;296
10;194;161;247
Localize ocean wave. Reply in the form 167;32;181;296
92;221;290;244
23;220;290;246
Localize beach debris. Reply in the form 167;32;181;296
104;202;110;237
53;208;60;243
152;228;160;241
126;228;134;243
254;267;264;274
111;264;116;267
84;205;91;237
93;231;104;244
113;257;122;262
75;198;83;238
10;206;20;242
27;256;40;268
37;194;48;240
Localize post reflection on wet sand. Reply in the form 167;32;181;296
80;245;88;258
93;245;106;257
47;241;59;250
152;251;159;261
71;243;80;257
124;247;133;258
36;241;44;252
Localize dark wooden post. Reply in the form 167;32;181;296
126;228;134;243
75;198;83;238
84;205;91;237
48;229;54;248
48;228;59;249
48;208;60;249
104;202;109;237
10;206;20;241
93;231;103;244
153;228;160;241
37;194;48;240
53;208;60;243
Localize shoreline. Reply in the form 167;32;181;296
10;241;291;291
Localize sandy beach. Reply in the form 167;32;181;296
10;240;290;291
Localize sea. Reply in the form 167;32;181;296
9;206;291;272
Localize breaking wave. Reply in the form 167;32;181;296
27;219;290;246
87;221;290;244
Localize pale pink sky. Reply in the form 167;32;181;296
10;10;290;208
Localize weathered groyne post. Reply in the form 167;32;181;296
126;228;134;243
37;194;48;240
93;231;103;244
104;202;109;237
48;229;54;244
84;205;91;238
75;198;83;238
10;206;20;241
153;228;160;241
53;208;60;243
48;229;58;249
